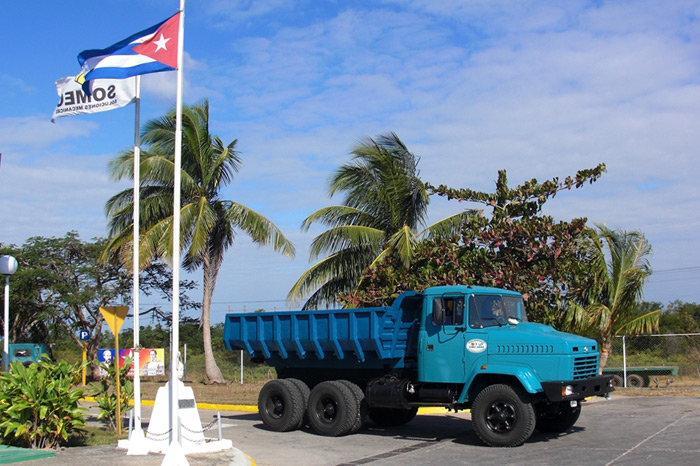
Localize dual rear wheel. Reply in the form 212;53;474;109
258;379;368;437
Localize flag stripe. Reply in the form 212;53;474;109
83;62;171;81
76;11;179;89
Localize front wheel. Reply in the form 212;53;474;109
471;384;535;447
536;402;581;433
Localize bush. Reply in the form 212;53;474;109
91;356;133;431
0;359;86;449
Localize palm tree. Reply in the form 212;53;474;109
288;132;477;309
104;99;295;383
571;225;659;370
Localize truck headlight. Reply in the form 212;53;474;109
562;385;575;397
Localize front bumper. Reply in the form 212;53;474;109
541;375;614;401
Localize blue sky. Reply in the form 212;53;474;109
1;0;699;325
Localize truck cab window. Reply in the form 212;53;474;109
470;294;528;328
433;297;464;326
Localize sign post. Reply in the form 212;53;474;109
99;306;129;436
78;329;90;386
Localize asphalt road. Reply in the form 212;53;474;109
215;395;700;466
18;395;700;465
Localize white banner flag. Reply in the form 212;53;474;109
51;76;136;122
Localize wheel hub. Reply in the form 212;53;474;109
485;401;516;432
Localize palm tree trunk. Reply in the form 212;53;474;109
202;252;225;384
599;336;613;373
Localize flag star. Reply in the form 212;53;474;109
153;33;170;52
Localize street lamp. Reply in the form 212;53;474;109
0;255;18;372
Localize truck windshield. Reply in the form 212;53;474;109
469;295;528;328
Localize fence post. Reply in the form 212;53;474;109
622;335;627;388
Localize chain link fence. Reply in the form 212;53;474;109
607;333;700;388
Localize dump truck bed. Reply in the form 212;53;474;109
223;293;421;372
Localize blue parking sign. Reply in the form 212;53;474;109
79;329;90;341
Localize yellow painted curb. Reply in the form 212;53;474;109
417;406;469;414
244;452;257;466
81;398;465;414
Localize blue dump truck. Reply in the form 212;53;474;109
223;285;614;447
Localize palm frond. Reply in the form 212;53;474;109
614;310;661;336
308;225;384;260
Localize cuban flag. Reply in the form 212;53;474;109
77;12;180;87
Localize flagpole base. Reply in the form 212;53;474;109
162;440;189;466
125;427;149;455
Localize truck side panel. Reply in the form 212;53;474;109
223;301;420;372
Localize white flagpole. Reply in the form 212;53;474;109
166;0;186;462
128;74;147;454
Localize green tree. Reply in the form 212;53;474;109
1;233;195;380
288;132;476;309
573;225;660;369
342;165;606;330
104;99;295;383
659;300;700;333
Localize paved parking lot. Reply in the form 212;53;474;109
216;395;700;466
21;395;700;465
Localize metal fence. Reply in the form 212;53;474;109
607;333;700;388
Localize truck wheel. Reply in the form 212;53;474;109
471;384;535;447
368;407;418;427
307;381;358;436
258;379;305;432
626;374;645;388
612;375;624;388
536;402;581;433
338;380;367;433
286;378;311;429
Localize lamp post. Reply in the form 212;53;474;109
0;255;18;372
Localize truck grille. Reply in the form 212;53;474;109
494;344;554;354
573;355;598;379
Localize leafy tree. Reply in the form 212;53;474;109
0;233;197;380
104;99;295;383
289;132;476;309
572;225;659;369
341;164;606;330
659;300;700;333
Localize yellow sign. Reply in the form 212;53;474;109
99;306;129;336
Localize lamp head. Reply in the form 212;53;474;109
0;256;18;275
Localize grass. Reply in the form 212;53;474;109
138;379;267;405
66;426;128;447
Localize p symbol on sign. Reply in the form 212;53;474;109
79;330;90;341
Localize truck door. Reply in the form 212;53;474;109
419;295;467;383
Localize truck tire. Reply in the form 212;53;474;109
286;378;311;429
368;407;418;427
258;379;306;432
307;380;358;437
612;374;624;388
626;374;645;388
535;402;581;433
471;384;535;447
337;380;367;433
